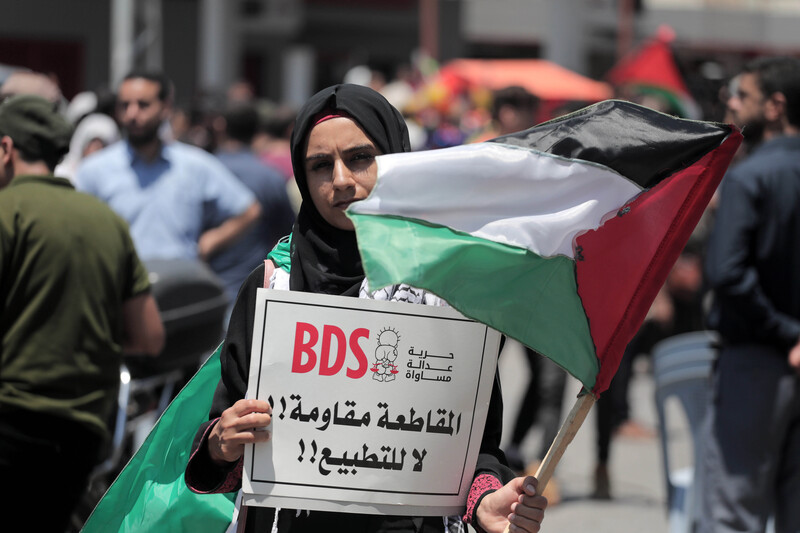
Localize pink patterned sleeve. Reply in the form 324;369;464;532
185;418;243;494
463;473;503;527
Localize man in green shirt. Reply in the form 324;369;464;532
0;95;165;532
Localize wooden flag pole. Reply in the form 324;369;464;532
532;391;596;488
502;391;597;533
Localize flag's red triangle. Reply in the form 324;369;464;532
575;129;742;395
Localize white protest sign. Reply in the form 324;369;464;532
242;288;501;516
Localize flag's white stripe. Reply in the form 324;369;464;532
350;143;642;259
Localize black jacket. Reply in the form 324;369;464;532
706;135;800;349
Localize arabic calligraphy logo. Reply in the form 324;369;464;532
371;327;400;382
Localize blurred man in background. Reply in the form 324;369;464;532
471;85;540;142
702;56;800;533
76;71;260;262
0;95;164;532
210;102;295;308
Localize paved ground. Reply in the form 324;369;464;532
480;340;693;533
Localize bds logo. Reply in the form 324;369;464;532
291;323;402;382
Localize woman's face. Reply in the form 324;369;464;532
304;117;381;230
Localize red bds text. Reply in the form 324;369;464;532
292;322;369;379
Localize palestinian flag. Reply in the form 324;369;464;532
81;345;236;533
349;99;741;395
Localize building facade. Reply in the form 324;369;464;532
1;0;799;111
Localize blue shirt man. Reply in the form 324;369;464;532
210;103;295;304
76;71;260;261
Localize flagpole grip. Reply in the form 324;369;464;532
502;391;596;533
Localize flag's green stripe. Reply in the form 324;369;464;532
351;213;598;389
82;345;235;533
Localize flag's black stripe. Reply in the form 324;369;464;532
488;100;732;190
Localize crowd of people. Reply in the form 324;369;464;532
0;51;798;533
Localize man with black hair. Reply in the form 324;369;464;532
0;95;164;531
701;56;800;533
470;85;540;144
491;85;540;136
76;71;261;262
254;103;296;182
210;102;295;306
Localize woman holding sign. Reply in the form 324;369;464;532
185;84;547;533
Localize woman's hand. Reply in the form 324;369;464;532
208;398;272;464
475;475;547;533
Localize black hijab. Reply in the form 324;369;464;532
289;84;411;296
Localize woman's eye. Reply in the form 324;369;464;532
310;160;331;171
352;152;375;163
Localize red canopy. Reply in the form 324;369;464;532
437;58;613;103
